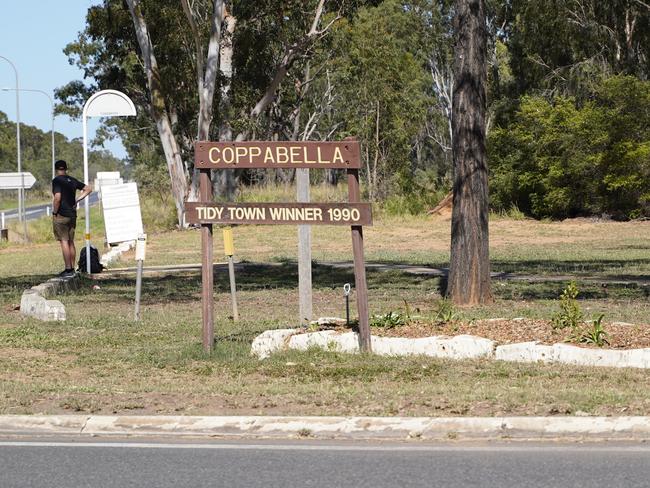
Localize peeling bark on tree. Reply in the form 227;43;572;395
126;0;188;226
213;9;237;199
448;0;493;305
183;0;225;202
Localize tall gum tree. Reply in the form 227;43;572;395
448;0;493;305
60;0;345;226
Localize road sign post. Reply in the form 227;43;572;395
199;168;214;352
134;234;147;321
187;139;372;353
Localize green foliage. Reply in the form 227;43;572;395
552;282;584;330
0;111;125;197
370;311;406;329
382;192;442;216
315;0;433;200
434;298;457;324
579;314;609;348
490;76;650;219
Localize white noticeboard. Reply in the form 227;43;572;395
101;182;144;244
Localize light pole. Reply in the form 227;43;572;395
0;55;25;236
82;89;136;273
1;88;55;179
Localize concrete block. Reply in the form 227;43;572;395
289;330;338;351
44;300;66;321
423;335;495;359
330;332;360;353
553;344;628;368
0;415;88;434
625;349;650;369
20;291;66;322
371;336;438;357
496;342;555;363
251;329;298;359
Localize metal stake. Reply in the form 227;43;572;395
344;283;351;326
227;255;239;321
134;259;143;321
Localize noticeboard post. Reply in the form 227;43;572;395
186;139;372;353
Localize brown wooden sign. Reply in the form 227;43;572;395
186;202;372;226
191;138;372;355
194;141;361;169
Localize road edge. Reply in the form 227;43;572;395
1;415;649;441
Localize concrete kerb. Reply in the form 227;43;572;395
1;415;650;441
20;275;81;322
18;241;133;322
251;328;650;369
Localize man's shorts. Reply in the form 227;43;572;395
52;215;76;241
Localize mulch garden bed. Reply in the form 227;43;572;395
370;318;650;349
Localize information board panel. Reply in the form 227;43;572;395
194;141;361;169
101;182;144;244
185;202;372;226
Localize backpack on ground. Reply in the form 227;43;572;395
78;245;104;274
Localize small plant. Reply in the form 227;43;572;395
403;299;412;320
371;311;405;329
552;281;583;330
579;314;609;347
434;299;457;324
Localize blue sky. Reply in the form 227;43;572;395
0;1;128;162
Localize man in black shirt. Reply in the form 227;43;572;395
52;160;92;277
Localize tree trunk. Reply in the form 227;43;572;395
126;0;188;226
213;7;237;199
183;0;226;202
447;0;492;305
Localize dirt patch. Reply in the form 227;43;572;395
371;318;650;349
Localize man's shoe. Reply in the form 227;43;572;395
58;269;75;278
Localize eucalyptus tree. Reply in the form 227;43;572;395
447;0;492;305
58;0;356;225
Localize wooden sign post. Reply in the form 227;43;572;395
199;169;214;352
187;140;372;353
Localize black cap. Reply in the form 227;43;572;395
55;160;68;170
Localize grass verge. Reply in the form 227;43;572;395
1;214;649;416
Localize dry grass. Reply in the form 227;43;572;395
1;214;650;417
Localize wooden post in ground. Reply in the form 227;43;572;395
347;168;371;352
200;169;214;352
297;168;312;326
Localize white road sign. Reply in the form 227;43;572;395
0;172;36;190
101;182;144;244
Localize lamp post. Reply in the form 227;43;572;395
1;88;55;179
0;55;25;236
82;89;136;273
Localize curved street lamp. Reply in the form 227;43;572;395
1;88;55;179
0;55;26;238
82;89;136;273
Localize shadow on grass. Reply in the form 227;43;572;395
491;258;650;279
3;257;649;308
0;274;60;304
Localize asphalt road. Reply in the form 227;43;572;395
1;192;99;223
1;439;649;488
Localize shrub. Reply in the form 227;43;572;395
552;281;583;330
489;76;650;219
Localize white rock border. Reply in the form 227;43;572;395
100;240;135;268
251;329;650;369
18;241;134;322
20;275;80;321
